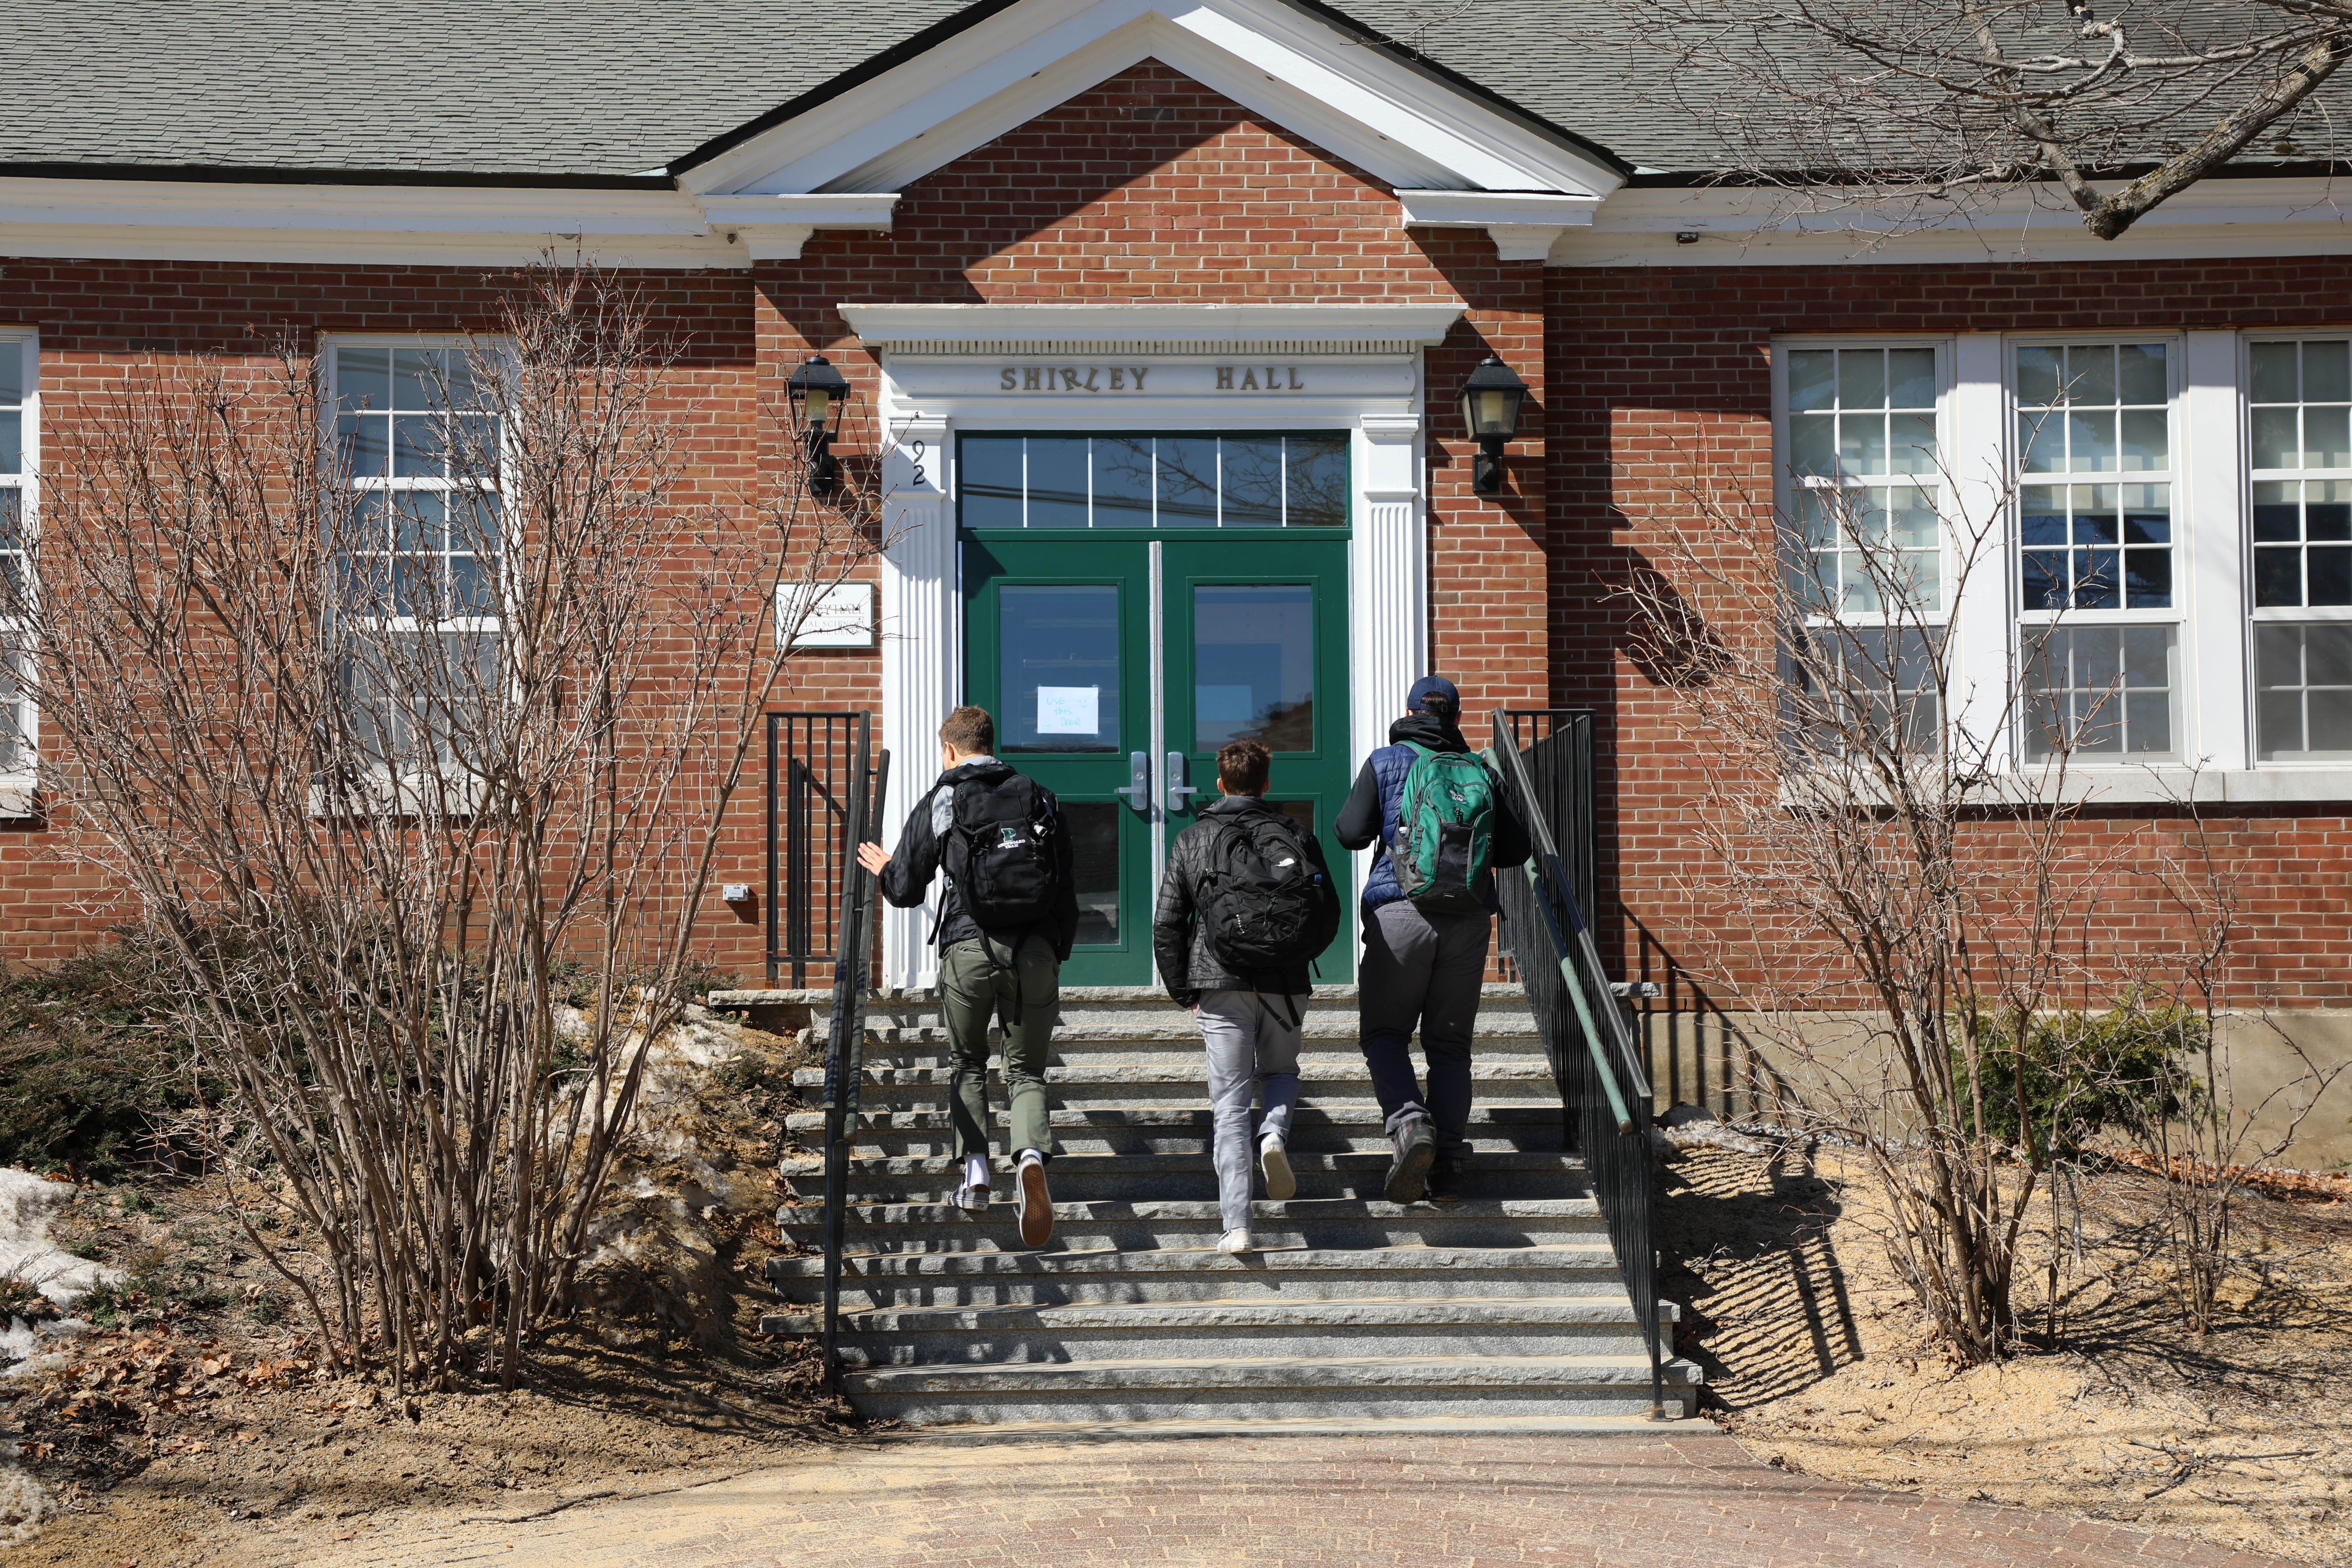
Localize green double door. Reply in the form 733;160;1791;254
966;534;1355;985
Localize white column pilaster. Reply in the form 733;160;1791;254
2183;330;2248;770
1945;332;2013;770
878;413;953;990
1352;414;1424;908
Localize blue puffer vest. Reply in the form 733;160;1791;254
1358;741;1419;912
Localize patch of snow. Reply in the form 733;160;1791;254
0;1449;47;1546
0;1167;118;1309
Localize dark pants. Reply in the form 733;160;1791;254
937;934;1058;1163
1358;899;1490;1158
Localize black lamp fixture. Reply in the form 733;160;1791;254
1459;354;1528;494
785;353;851;494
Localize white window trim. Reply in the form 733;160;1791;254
0;329;36;818
318;334;510;808
2238;330;2352;768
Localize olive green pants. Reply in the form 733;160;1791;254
937;934;1059;1163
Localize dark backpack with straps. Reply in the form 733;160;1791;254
1198;809;1341;975
944;772;1063;934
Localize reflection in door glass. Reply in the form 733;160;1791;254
1221;438;1284;526
1194;584;1313;751
1063;801;1121;945
1270;800;1315;837
1000;585;1120;752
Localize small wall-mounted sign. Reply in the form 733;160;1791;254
778;581;875;650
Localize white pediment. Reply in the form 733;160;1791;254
680;0;1623;205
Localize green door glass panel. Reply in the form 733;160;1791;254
964;538;1154;984
1162;537;1355;982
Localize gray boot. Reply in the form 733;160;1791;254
1385;1113;1436;1203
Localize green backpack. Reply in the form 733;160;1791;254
1385;743;1499;916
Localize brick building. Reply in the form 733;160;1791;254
2;2;2348;1090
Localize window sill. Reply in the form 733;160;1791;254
0;776;36;819
307;774;483;819
1780;764;2352;809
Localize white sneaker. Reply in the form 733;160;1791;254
1259;1138;1296;1202
953;1181;989;1213
1217;1227;1254;1255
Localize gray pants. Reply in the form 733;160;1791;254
1359;900;1491;1158
1197;990;1303;1231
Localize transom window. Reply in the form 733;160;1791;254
0;332;32;774
1784;345;1942;615
958;433;1348;528
327;343;503;775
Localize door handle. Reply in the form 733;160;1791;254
1114;751;1152;812
1166;751;1200;813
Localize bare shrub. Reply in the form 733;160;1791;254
1616;424;2277;1361
25;265;885;1390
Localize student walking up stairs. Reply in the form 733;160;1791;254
762;980;1700;1434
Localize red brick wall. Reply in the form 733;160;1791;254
0;59;1557;979
770;61;1548;723
1547;259;2352;1007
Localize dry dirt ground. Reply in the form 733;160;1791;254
8;1084;2348;1565
1660;1139;2352;1567
0;1009;862;1567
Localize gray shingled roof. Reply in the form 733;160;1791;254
0;0;973;181
0;0;2338;184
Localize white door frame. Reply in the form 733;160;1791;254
852;302;1460;989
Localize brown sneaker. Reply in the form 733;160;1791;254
1015;1150;1054;1248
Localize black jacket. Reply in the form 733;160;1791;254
876;759;1080;961
1335;712;1532;912
1152;794;1327;1006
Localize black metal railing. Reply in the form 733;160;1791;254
816;714;888;1384
1486;708;1667;1419
767;712;869;987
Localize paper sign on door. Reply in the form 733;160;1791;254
1036;685;1100;735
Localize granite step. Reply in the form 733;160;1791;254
777;1197;1606;1255
838;1354;1702;1424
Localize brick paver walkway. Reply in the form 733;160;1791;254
287;1433;2298;1568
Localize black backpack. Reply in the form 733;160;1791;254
1198;809;1341;975
944;772;1062;934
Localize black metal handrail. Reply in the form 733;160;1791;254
817;715;888;1384
1486;707;1666;1420
766;712;868;987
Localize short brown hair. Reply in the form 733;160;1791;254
940;706;995;756
1216;739;1269;795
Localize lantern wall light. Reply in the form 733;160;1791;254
785;354;851;495
1458;354;1527;495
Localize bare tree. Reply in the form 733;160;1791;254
1618;1;2352;240
1617;390;2262;1361
23;266;887;1391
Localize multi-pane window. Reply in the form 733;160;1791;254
1785;345;1942;615
0;334;31;774
959;434;1348;528
2022;626;2176;760
1785;625;1942;756
2248;339;2352;763
2011;342;2178;763
328;344;502;776
2249;341;2352;610
2254;625;2352;761
2017;344;2172;610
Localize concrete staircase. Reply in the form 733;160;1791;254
743;985;1700;1437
